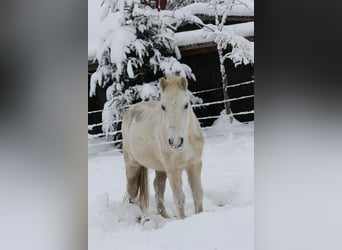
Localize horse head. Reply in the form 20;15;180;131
159;74;190;151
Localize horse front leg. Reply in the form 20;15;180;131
187;161;203;214
153;170;169;218
167;169;185;219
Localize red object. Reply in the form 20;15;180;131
144;0;167;11
157;0;167;10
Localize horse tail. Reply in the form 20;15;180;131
138;167;149;210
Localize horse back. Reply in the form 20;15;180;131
123;101;158;127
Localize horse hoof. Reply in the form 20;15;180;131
136;215;150;225
178;212;186;219
160;211;170;219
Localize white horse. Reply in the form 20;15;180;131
122;74;204;218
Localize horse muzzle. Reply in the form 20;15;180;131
168;137;184;151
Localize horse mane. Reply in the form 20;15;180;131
162;74;188;96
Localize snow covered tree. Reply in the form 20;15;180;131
89;0;202;139
166;0;208;9
206;0;254;122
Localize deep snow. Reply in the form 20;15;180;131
89;115;254;250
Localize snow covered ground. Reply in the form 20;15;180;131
89;116;254;250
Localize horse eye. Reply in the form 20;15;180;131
184;103;189;109
161;105;166;111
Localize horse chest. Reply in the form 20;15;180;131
162;147;196;170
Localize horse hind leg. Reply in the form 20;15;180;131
125;163;141;204
125;161;149;211
153;171;169;218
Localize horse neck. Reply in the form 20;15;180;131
187;108;196;134
188;107;203;141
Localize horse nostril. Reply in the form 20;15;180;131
179;137;184;146
168;138;173;146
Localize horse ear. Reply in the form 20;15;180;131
179;77;188;91
160;77;167;92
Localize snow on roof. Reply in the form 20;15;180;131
88;40;100;61
88;0;254;61
174;21;254;47
177;0;254;17
89;21;254;61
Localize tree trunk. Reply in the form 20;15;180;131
214;8;233;123
217;47;233;123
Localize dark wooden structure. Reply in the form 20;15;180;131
178;40;254;127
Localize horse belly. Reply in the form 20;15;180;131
134;151;165;171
